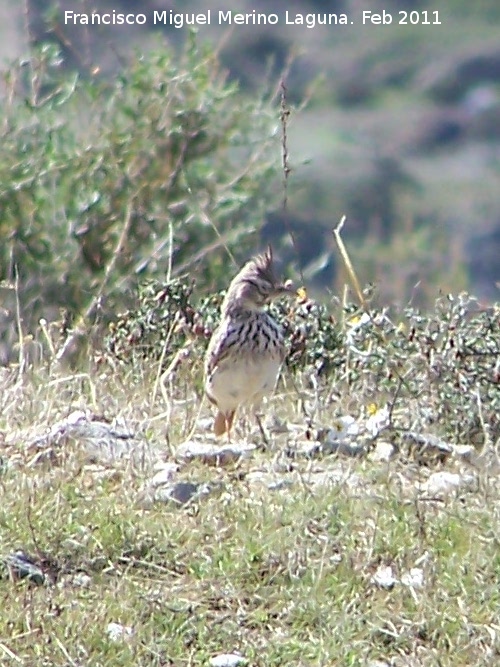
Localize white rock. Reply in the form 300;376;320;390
150;463;179;487
453;444;476;462
369;441;395;462
370;564;398;589
419;471;462;495
209;654;247;667
72;573;92;588
25;410;146;464
403;431;453;458
177;441;256;466
64;410;88;426
106;622;134;642
400;567;424;589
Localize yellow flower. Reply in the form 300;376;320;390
296;286;308;303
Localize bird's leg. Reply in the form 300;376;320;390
255;411;270;449
214;409;235;440
225;410;235;442
214;411;226;437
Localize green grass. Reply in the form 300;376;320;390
1;335;499;666
1;286;498;665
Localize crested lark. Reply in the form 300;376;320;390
204;247;293;439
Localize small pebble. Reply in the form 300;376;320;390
371;564;397;589
106;622;134;642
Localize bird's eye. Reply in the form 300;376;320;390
247;278;270;300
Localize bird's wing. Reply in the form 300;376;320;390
205;319;244;375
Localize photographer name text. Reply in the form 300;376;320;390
64;9;442;29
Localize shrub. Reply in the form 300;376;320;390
104;279;499;447
0;37;279;362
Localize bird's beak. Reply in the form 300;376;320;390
275;279;295;296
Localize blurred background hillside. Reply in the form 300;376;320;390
1;0;499;362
